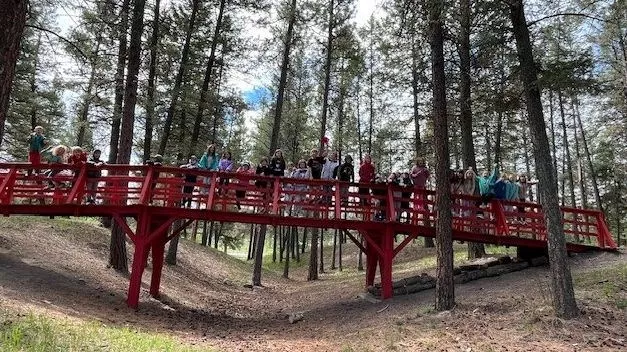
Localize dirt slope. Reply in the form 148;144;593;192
0;216;625;351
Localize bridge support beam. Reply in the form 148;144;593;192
380;227;394;299
150;238;166;298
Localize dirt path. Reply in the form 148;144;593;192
0;217;625;351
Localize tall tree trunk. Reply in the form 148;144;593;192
109;0;148;273
573;96;603;212
319;229;324;273
188;0;227;154
571;98;587;209
165;219;182;265
367;18;374;155
158;0;200;155
283;226;292;278
331;229;337;270
495;111;503;167
508;0;578;319
29;34;41;131
269;0;298;154
108;0;131;164
356;78;364;162
429;0;454;311
558;90;576;207
0;0;28;147
308;227;319;280
548;90;558;182
77;34;103;147
484;124;492;170
144;0;161;161
522;114;534;201
252;224;267;286
459;0;484;259
411;35;423;157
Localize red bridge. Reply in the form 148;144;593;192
0;163;616;308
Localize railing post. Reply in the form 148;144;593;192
334;181;341;220
0;168;18;204
387;184;396;222
206;173;217;210
139;167;155;205
65;165;88;204
491;199;509;236
271;178;281;215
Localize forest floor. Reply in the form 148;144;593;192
0;216;625;351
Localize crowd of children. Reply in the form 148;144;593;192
26;127;537;213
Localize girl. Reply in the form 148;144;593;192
234;162;254;210
217;151;233;195
358;154;375;206
399;171;413;221
86;149;104;204
199;144;219;171
199;144;219;194
43;145;68;189
180;155;199;208
270;149;286;177
460;168;479;217
411;157;430;211
387;172;402;221
290;159;311;216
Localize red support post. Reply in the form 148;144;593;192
380;226;394;299
491;199;509;236
127;240;148;309
271;178;281;214
0;168;18;204
149;239;166;298
334;181;341;220
206;173;217;210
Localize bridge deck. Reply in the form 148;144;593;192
0;163;616;308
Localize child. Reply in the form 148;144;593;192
217;151;233;195
235;162;254;209
44;145;67;189
255;157;272;195
334;155;354;206
388;172;401;221
86;149;104;204
270;149;286;177
358;154;375;206
460;168;479;217
27;126;48;172
69;146;88;172
199;144;219;171
320;151;339;204
399;171;413;221
180;155;199;208
290;159;311;216
410;157;429;211
307;148;326;180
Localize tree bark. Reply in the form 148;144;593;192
188;0;227;154
165;220;182;265
429;0;454;311
318;0;334;151
570;97;587;209
411;35;423;157
573;96;603;212
252;223;267;286
77;33;103;147
508;0;578;319
269;0;298;154
558;90;577;207
144;0;161;161
459;0;485;259
0;0;28;147
109;0;148;273
283;226;292;278
108;0;131;164
308;227;319;280
158;0;201;155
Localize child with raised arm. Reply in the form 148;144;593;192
410;157;429;211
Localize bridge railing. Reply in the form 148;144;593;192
0;163;616;249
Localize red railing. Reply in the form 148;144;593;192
0;162;617;250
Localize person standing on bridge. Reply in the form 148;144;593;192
199;144;219;195
180;155;199;208
85;149;104;204
321;151;339;205
27;126;48;175
334;155;354;206
270;149;286;177
358;154;375;207
410;157;430;212
290;159;311;216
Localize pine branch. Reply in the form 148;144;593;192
25;24;89;62
526;12;610;27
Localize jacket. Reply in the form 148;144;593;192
199;153;219;171
358;162;375;183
